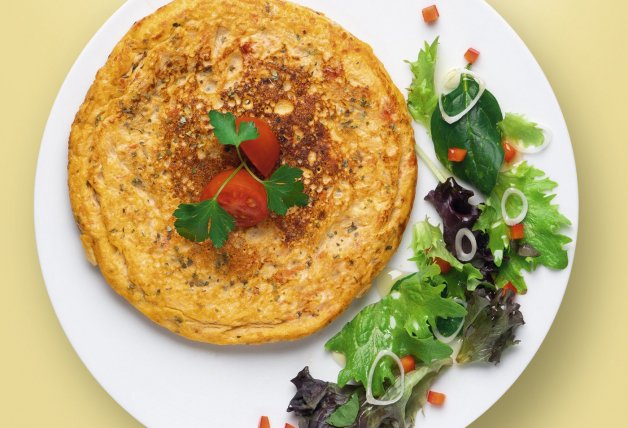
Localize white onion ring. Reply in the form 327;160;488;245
455;228;477;262
510;125;553;154
438;68;486;124
366;350;405;406
501;187;528;226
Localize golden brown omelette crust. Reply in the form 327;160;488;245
68;0;417;344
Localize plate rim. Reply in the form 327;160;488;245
34;0;579;426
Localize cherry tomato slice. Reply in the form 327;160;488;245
400;355;416;373
237;117;280;178
200;168;269;228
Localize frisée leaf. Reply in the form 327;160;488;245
407;38;439;129
498;113;545;149
474;162;571;273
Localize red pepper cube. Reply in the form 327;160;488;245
448;148;467;162
427;390;446;406
502;140;518;163
259;416;270;428
422;5;440;23
400;355;416;373
464;48;480;64
509;223;525;240
433;257;452;274
502;282;518;297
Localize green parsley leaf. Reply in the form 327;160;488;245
325;269;466;396
326;392;359;427
173;199;235;248
411;219;483;299
208;110;259;147
263;165;309;215
407;37;439;129
498;113;545;149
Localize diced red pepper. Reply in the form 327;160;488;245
259;416;270;428
448;148;467;162
434;257;452;274
464;48;480;64
509;223;525;240
400;355;416;373
427;390;446;406
502;282;517;296
502;140;518;163
422;5;440;23
285;424;295;428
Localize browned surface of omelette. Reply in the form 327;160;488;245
68;0;417;344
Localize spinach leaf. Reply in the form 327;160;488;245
431;76;504;195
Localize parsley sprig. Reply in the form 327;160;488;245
173;111;309;248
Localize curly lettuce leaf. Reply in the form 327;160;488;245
457;288;525;364
411;219;483;298
474;162;571;278
407;38;439;129
498;113;545;149
325;269;465;396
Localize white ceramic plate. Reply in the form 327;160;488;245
35;0;578;426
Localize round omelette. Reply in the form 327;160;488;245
68;0;417;344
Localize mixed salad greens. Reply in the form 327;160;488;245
285;29;571;428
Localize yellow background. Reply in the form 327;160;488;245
1;0;626;426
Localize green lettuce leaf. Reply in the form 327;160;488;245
407;38;439;129
498;113;545;149
411;219;483;299
325;269;466;396
474;162;571;292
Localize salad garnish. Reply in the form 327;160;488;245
287;14;571;427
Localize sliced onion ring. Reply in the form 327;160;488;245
510;125;552;154
501;187;528;226
366;350;405;406
438;68;486;124
455;228;476;262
